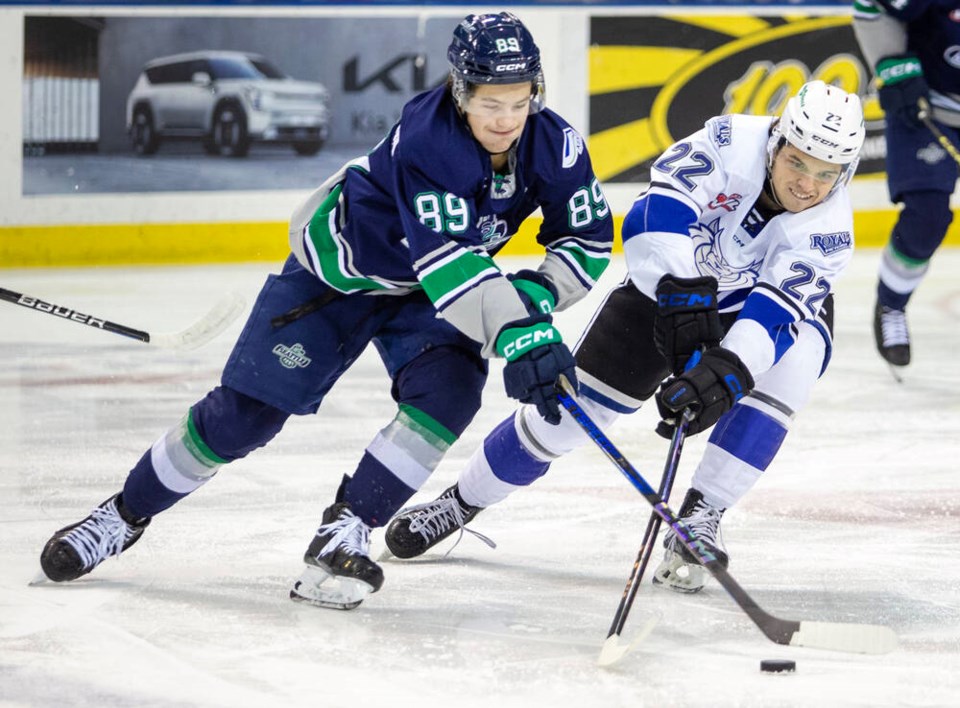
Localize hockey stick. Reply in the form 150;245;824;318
917;97;960;168
0;287;246;351
556;376;898;655
599;356;698;667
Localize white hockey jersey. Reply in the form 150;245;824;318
622;114;855;377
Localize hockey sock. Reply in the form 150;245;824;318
343;404;458;526
458;412;549;508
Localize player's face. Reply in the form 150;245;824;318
464;82;533;155
770;145;845;212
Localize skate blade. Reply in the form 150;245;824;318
29;569;52;586
886;362;906;384
651;553;706;594
289;564;373;611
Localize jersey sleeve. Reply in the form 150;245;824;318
852;0;909;68
720;198;854;377
530;123;614;312
621;120;731;298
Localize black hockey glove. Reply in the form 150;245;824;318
654;274;722;376
497;315;577;425
876;54;928;129
507;269;558;317
655;347;754;438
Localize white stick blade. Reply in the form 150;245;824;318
598;635;630;667
790;621;898;655
597;615;659;667
151;291;246;350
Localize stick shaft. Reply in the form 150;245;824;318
1;287;151;342
917;97;960;167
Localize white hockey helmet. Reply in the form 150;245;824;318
767;80;865;192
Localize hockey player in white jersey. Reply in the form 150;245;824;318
384;80;866;594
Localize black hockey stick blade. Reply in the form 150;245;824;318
556;376;898;655
0;287;245;351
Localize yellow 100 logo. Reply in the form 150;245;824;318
722;57;880;121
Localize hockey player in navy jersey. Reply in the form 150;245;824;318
37;12;612;608
385;81;865;594
854;0;960;369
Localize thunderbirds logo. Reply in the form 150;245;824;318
478;214;510;247
273;343;312;369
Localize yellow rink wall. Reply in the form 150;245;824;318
5;209;959;268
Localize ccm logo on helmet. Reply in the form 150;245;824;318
812;134;840;148
496;62;528;72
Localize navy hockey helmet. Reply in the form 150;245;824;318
448;12;546;114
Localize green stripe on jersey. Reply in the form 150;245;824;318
852;0;879;17
554;241;610;284
305;184;388;293
419;249;499;306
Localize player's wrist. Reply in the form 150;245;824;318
876;54;923;87
495;317;562;361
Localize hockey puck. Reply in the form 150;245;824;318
760;660;796;673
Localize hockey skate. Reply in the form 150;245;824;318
38;493;150;583
652;488;727;594
873;301;911;371
383;485;493;560
290;502;383;610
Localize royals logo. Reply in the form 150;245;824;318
810;231;851;255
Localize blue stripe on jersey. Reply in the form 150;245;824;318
718;288;749;312
621;192;698;242
707;403;786;472
737;291;796;364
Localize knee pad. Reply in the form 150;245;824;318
755;324;825;411
517;393;623;461
393;346;486;437
191;385;290;461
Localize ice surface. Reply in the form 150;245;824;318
1;253;958;707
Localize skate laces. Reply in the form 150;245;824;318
317;508;371;558
668;499;724;553
879;307;909;347
407;492;496;553
63;500;136;570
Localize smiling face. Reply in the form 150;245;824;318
463;82;533;156
769;144;845;213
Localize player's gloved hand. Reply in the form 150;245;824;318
654;274;722;376
655;347;753;438
497;315;576;425
507;269;558;317
876;54;928;128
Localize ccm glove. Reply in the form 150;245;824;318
497;315;577;425
654;274;722;375
655;347;754;438
877;54;928;128
507;269;558;316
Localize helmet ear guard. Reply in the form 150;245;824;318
448;12;546;114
